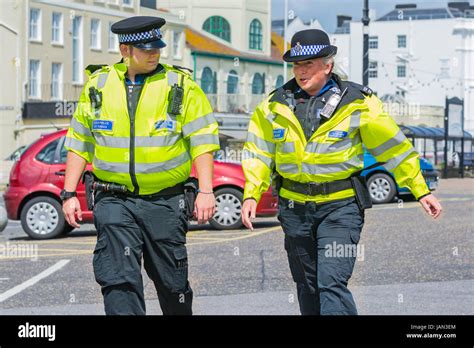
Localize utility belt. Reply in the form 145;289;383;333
82;171;198;218
274;162;385;211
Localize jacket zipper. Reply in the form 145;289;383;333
126;82;144;195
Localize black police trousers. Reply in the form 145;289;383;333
92;192;192;315
278;196;364;315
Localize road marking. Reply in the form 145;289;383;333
0;259;70;303
188;226;282;246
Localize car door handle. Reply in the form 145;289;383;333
55;171;66;176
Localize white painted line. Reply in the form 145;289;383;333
0;278;9;281
0;259;70;303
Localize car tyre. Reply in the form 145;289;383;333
20;196;67;239
210;188;243;230
367;173;397;204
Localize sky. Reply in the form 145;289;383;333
271;0;459;33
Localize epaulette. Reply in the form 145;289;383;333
172;65;193;75
85;64;108;77
350;82;373;96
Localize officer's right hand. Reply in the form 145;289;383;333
241;198;257;231
62;197;83;228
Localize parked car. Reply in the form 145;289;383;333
0;145;27;188
3;130;278;239
362;151;439;204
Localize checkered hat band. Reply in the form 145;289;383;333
118;28;162;43
290;44;328;57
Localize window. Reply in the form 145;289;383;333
51;63;62;100
397;65;406;78
252;73;265;95
201;67;216;94
227;70;239;94
439;58;450;79
108;21;118;51
29;8;41;41
36;139;60;164
72;16;83;83
51;12;63;44
29;60;41;98
249;19;262;50
275;75;284;88
122;0;133;6
368;61;378;78
369;36;378;49
59;138;68;164
203;16;231;42
173;31;182;59
90;19;101;49
398;35;407;48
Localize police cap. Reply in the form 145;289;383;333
111;16;166;50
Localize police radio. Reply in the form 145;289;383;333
167;74;185;116
320;87;347;119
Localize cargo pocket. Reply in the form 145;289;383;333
348;201;364;245
172;245;189;293
92;234;118;287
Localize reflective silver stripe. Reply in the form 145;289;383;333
70;118;92;137
97;73;109;89
277;163;299;173
94;134;181;148
242;149;274;169
348;111;361;133
190;134;219;147
301;154;364;175
167;71;179;86
136;151;191;173
64;137;94;154
280;141;295;153
246;132;275;153
94;151;191;174
383;148;416;171
306;133;361;154
265;113;276;123
368;130;407;157
182;113;216;136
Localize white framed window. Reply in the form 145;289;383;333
51;63;63;100
368;61;378;78
90;19;101;50
51;12;63;44
439;58;450;79
122;0;133;7
108;21;119;52
397;65;406;78
369;36;378;49
398;35;407;48
72;16;83;83
29;60;41;98
173;31;182;59
29;8;41;41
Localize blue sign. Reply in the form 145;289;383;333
328;130;348;139
92;120;114;131
155;120;177;132
273;128;286;140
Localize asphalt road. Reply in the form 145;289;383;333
0;178;472;315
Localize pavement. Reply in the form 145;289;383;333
0;178;472;315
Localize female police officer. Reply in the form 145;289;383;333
61;16;219;315
241;29;442;315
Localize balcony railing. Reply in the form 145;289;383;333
206;94;266;114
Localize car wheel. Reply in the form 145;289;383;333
210;188;243;230
367;173;397;204
20;196;67;239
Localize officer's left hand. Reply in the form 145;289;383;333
194;192;216;224
419;194;442;219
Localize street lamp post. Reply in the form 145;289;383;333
362;0;370;86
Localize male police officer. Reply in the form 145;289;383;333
61;16;220;315
241;29;442;315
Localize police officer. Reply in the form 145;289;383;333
61;16;220;315
241;29;442;315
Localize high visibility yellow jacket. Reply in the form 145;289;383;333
65;62;220;195
243;78;430;204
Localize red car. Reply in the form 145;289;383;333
3;130;278;239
